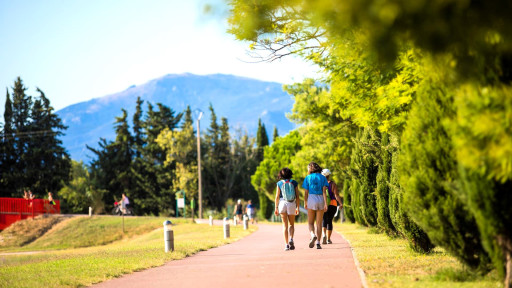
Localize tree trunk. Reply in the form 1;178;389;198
506;250;511;288
498;235;512;288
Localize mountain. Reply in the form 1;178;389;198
56;73;297;161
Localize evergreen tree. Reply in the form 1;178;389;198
352;127;379;226
388;148;434;253
27;89;71;195
10;77;32;194
400;79;489;269
0;78;70;197
255;118;269;162
375;133;395;234
0;90;15;196
272;126;279;142
341;179;355;222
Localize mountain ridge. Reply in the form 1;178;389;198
56;73;297;161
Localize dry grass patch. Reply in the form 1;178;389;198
0;215;66;248
335;222;502;288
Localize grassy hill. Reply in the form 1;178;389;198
0;215;256;288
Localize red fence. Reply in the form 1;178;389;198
0;198;60;230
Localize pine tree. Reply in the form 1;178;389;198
27;89;71;195
0;90;15;196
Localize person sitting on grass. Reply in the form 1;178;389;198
274;167;300;251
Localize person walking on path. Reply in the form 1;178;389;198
245;200;257;224
303;162;328;249
233;199;243;222
274;167;300;251
321;169;343;244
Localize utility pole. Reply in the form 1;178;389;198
196;110;203;219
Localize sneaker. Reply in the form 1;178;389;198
316;243;322;249
327;239;333;244
309;236;317;248
322;235;327;244
289;240;295;250
284;244;290;251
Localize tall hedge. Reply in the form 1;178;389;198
358;127;379;226
342;179;355;222
450;83;512;282
375;133;395;235
399;81;489;269
389;149;434;253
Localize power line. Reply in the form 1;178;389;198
0;130;62;140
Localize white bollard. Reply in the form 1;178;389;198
163;220;174;252
243;215;248;230
89;207;92;217
233;215;237;226
209;215;213;226
223;218;230;239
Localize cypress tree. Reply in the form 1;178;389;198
389;149;434;253
255;118;271;218
272;126;279;142
341;179;355;222
399;81;489;268
349;129;364;225
375;133;395;234
357;127;379;226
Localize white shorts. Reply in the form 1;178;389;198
307;194;324;210
278;200;297;215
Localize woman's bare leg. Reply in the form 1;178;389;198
288;215;295;240
307;209;316;238
281;213;289;244
316;210;324;244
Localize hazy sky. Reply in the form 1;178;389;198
0;0;319;115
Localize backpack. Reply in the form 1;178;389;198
281;180;296;202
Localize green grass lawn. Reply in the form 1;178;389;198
335;222;502;288
0;216;256;288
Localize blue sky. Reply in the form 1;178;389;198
0;0;319;115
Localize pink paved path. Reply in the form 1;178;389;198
92;223;363;288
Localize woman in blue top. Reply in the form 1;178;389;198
302;162;328;249
274;167;300;251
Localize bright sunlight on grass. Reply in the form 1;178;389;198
335;222;502;288
0;216;256;288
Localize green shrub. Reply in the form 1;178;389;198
399;80;489;269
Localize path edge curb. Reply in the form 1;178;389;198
336;229;369;288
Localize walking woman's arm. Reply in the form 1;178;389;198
322;186;328;212
295;186;300;215
304;189;309;209
333;182;343;209
274;185;280;215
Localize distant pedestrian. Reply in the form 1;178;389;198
46;192;57;213
23;190;29;200
245;200;257;224
302;162;328;249
233;199;243;222
274;167;300;251
321;169;343;244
